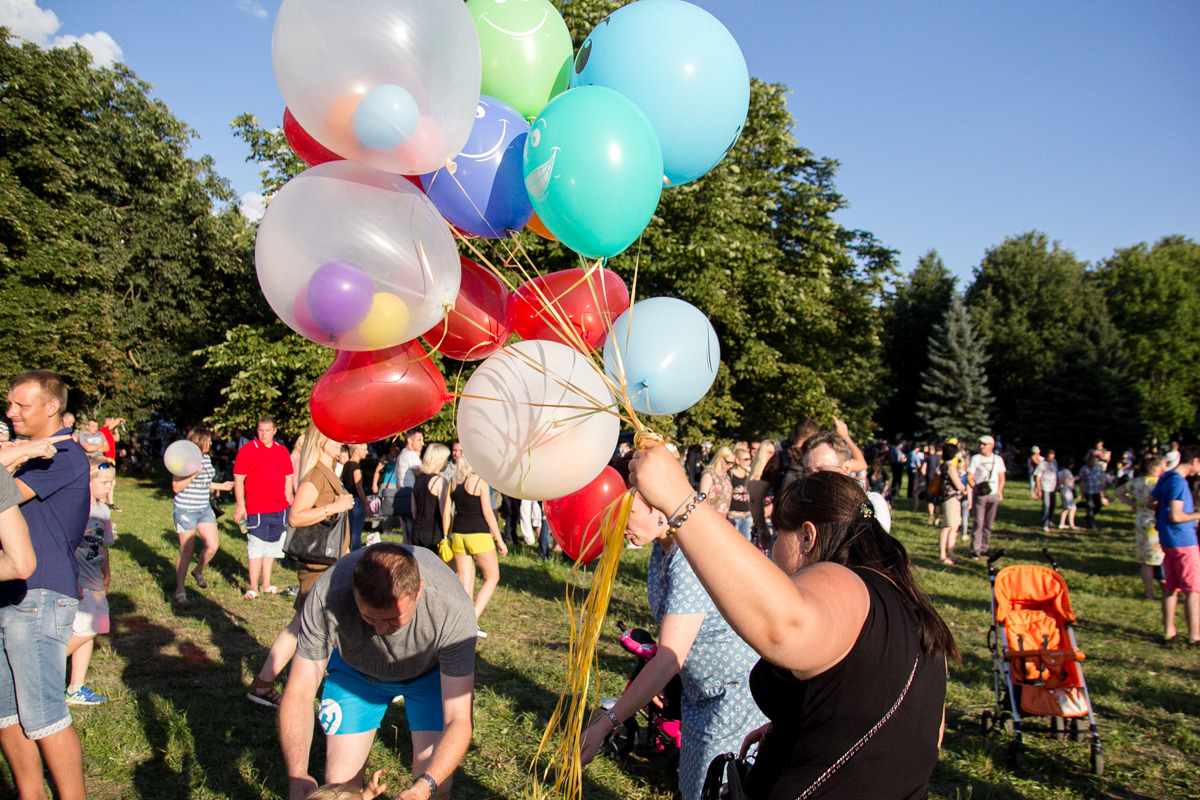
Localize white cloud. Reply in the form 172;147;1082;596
234;0;268;20
53;30;121;67
239;191;267;223
0;0;122;67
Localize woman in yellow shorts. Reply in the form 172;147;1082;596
443;454;506;637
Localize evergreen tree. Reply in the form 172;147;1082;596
877;250;957;439
916;294;992;442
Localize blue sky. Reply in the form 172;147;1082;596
4;0;1197;283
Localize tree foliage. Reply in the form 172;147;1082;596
877;250;957;439
0;34;268;422
1093;236;1200;441
916;294;992;442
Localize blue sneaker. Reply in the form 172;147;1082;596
65;686;107;705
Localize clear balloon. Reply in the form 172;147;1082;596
457;340;619;500
420;96;533;238
283;107;344;167
163;440;203;477
510;267;629;352
603;297;720;415
421;257;512;361
468;0;573;120
523;86;663;258
543;466;626;563
572;0;749;186
273;0;482;175
255;161;461;351
310;339;447;445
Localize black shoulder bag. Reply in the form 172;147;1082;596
283;465;348;565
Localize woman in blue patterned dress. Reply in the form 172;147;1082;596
580;457;766;799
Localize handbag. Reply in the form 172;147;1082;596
703;656;919;800
283;512;346;565
437;535;454;563
927;471;942;497
974;455;997;497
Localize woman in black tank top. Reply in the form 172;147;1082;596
443;455;506;637
626;451;959;799
409;443;450;554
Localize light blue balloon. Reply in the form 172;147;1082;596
603;297;720;415
572;0;749;187
353;84;420;151
523;86;663;258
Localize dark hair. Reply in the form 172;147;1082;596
351;544;421;607
771;471;960;661
257;415;276;427
1183;445;1200;465
941;442;959;462
790;418;821;446
11;369;67;409
611;450;634;488
1137;453;1164;477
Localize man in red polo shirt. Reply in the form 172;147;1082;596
234;416;294;599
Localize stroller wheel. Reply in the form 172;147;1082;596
980;711;994;734
999;712;1014;734
1091;746;1104;777
1069;716;1082;742
1007;741;1025;770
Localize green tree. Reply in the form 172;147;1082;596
0;34;268;422
877;250;957;439
964;231;1129;445
915;294;992;442
1093;236;1200;441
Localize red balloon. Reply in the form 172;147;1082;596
543;466;627;563
283;107;344;167
310;340;447;444
421;257;512;360
510;268;630;352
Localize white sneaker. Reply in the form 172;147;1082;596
476;628;488;638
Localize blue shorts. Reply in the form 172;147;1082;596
245;510;287;543
173;504;217;532
0;589;77;738
318;651;443;736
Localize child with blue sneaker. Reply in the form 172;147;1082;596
65;455;115;705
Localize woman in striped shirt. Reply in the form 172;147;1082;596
172;427;233;603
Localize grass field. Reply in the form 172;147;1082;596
2;472;1197;799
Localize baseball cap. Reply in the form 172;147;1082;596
1030;445;1040;454
1165;451;1181;470
979;435;995;445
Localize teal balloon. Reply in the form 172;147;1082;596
572;0;749;187
603;297;720;415
522;86;663;259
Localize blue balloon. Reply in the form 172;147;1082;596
603;297;720;415
353;84;420;151
420;97;533;238
572;0;749;187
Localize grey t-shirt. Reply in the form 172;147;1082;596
297;545;477;682
78;431;106;452
0;468;22;513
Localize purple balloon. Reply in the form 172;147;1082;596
306;261;374;335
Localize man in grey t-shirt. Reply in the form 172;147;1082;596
281;544;476;800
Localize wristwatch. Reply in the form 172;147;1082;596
415;772;438;797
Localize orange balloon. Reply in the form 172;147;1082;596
324;93;363;155
526;212;557;242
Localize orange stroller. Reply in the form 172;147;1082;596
982;548;1103;776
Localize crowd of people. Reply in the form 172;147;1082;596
1;368;1196;799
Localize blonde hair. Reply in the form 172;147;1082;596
304;784;363;800
452;453;476;489
706;445;735;473
88;453;112;476
748;440;777;481
296;423;335;482
421;443;450;476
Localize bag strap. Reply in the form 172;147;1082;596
795;656;920;800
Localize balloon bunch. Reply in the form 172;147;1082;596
256;3;746;794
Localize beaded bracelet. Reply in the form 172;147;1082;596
603;708;621;730
666;491;706;535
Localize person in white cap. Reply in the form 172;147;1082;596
967;435;1006;559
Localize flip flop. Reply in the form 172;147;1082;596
246;680;282;708
243;590;258;600
262;585;280;595
192;570;208;589
174;591;189;604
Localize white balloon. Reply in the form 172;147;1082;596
457;340;620;500
255;161;461;351
163;440;203;477
273;0;482;175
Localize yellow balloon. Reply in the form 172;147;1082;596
356;292;410;349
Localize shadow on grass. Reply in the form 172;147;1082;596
110;536;291;800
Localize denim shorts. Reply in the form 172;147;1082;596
0;589;77;738
318;651;444;736
174;504;217;532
